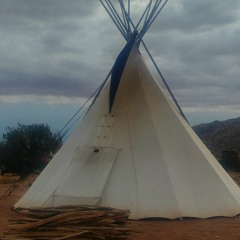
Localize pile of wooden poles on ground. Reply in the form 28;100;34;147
2;205;131;239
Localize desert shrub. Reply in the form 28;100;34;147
219;150;240;171
0;123;62;177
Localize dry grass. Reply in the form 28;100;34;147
0;175;20;184
229;172;240;186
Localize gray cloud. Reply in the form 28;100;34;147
0;0;97;22
140;0;240;111
151;0;240;33
0;0;239;115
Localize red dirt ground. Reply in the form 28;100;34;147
1;173;240;240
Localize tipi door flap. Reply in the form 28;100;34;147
54;146;119;200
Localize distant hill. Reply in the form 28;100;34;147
193;117;240;161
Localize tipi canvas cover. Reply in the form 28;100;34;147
15;2;240;219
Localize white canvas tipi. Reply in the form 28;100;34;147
15;1;240;219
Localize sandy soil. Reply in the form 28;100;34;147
0;174;36;237
1;173;240;239
127;218;240;240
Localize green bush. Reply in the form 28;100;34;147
0;123;62;177
219;150;240;171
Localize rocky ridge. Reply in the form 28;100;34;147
193;117;240;160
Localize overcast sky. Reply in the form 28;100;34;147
0;0;240;137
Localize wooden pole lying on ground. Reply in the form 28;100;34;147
2;205;131;240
